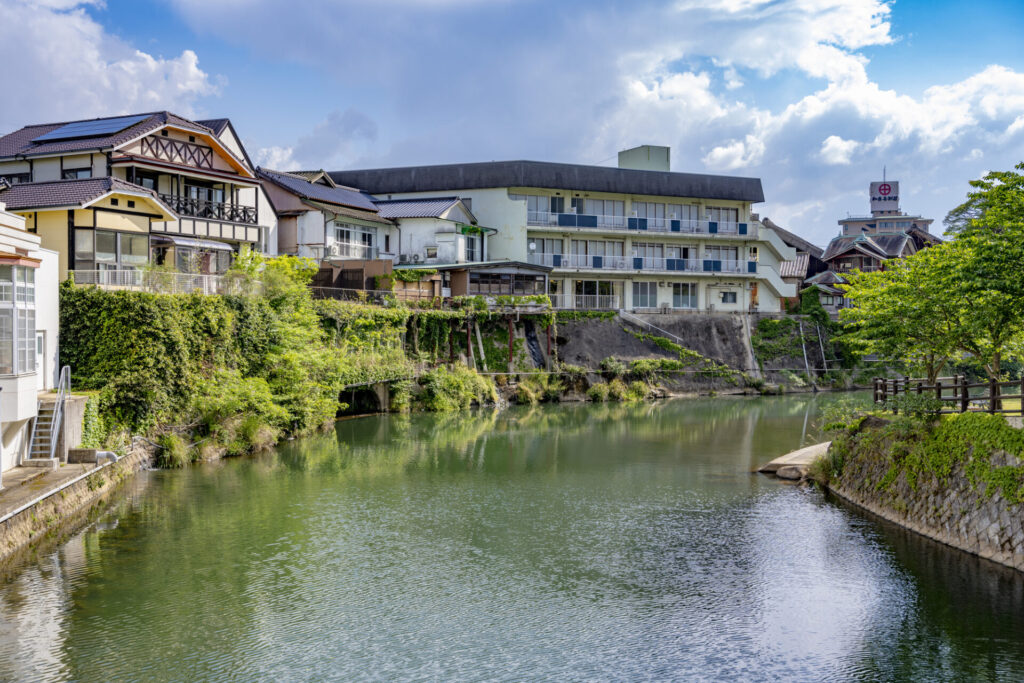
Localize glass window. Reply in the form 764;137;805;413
632;281;658;308
672;283;698;309
706;206;740;224
721;291;738;304
0;266;11;303
95;231;117;267
704;246;739;261
0;266;36;375
62;168;92;180
123;234;149;269
0;308;12;374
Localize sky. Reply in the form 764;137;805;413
2;0;1023;246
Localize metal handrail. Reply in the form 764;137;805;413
619;311;688;347
157;192;258;225
46;366;70;461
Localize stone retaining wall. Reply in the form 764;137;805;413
830;432;1024;572
0;446;151;571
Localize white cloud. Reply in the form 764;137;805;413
820;135;860;165
0;0;218;132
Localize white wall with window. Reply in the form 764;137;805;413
330;221;376;259
0;204;60;472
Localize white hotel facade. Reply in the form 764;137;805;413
331;146;796;312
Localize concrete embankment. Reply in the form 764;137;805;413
0;446;151;569
758;441;830;480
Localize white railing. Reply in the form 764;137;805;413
328;242;378;260
549;294;620;310
528;253;756;275
527;211;754;236
70;270;257;295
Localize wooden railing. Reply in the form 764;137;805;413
141;135;214;169
873;376;1024;415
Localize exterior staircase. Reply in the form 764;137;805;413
23;366;71;470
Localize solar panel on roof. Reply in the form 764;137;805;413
31;114;151;143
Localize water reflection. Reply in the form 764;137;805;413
0;394;1021;682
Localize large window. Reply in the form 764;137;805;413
0;173;30;185
706;206;739;225
633;202;666;228
632;281;658;308
584;199;625;227
513;194;564;224
672;282;698;309
333;223;375;258
704;246;739;262
75;229;149;271
62;167;92;180
0;266;35;375
466;235;480;262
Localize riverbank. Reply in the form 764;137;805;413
812;413;1024;572
0;444;151;569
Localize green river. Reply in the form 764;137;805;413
1;394;1023;681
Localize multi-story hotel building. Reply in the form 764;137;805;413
0;112;276;283
331;146;796;312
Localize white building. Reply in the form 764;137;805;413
0;203;59;477
331;146;796;312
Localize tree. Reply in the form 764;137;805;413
944;163;1024;234
840;249;960;383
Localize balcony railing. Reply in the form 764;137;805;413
141;135;214;169
327;242;378;260
527;211;752;236
71;269;256;295
549;294;620;310
528;253;758;275
158;192;258;225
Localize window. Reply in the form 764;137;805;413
133;170;160;191
426;246;438;259
667;204;701;226
0;173;30;185
720;291;738;304
571;240;624;267
470;272;512;295
672;283;698;309
706;206;739;225
74;229;150;271
749;246;758;262
62;168;92;180
515;194;563;223
704;246;739;262
466;235;480;262
633;202;666;228
631;242;664;259
821;295;835;305
584;199;625;227
0;266;35;375
632;281;658;308
334;223;375;258
384;235;391;253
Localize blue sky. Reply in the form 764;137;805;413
2;0;1023;245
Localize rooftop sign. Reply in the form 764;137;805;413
870;180;899;214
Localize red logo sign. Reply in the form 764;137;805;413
878;183;892;196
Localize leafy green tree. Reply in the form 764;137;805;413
840;248;960;383
944;163;1024;234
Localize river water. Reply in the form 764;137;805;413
1;394;1023;682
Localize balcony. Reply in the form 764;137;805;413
141;135;214;169
326;242;378;260
158;192;258;225
527;253;758;275
527;211;753;236
70;269;254;295
549;294;620;310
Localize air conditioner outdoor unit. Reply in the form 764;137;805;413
631;211;639;217
413;254;423;263
328;243;343;257
660;302;671;313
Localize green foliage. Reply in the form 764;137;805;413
835;411;1024;504
600;357;627;378
883;393;945;418
751;318;802;362
628;358;689;381
625;329;737;380
607;379;629;401
799;288;832;329
515;374;564;404
155;432;190;469
392;268;437;283
79;394;107;449
555;310;616;322
809;447;846;486
418;365;497;412
587;383;610;402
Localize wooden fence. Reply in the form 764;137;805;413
873;376;1024;415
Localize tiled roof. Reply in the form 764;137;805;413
257;168;379;212
0;112;213;159
805;270;848;286
0;177;166;211
331;160;765;203
821;233;910;261
305;201;394;227
373;197;464;219
779;253;810;279
761;218;823;258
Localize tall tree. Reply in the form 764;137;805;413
840;249;960;383
944;163;1024;234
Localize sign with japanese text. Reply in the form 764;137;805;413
869;181;900;213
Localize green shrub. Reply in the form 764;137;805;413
600;357;628;378
608;379;629;400
587;383;610;402
418;365;498;411
155;432;191;468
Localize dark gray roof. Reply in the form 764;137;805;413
257;168;379;212
196;118;230;135
0;112;213;159
373;196;467;220
0;177;167;211
761;217;823;258
330;160;764;203
821;233;910;262
779;253;810;279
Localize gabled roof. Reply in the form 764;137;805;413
0;177;174;218
821;233;912;262
196;118;230;135
761;218;823;258
373;196;475;221
257;168;379;212
805;270;848;286
289;170;337;187
0;111;212;159
330;160;765;203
